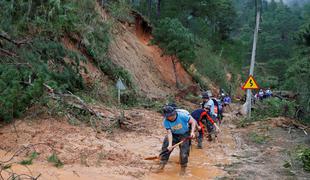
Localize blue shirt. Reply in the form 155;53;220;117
176;109;190;116
207;99;216;116
163;112;190;135
224;96;231;104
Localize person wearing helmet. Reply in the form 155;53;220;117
203;104;221;141
168;103;190;116
155;105;196;175
190;105;220;148
201;92;209;108
201;92;217;119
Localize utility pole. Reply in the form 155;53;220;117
246;0;261;118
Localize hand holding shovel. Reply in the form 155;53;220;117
144;137;191;160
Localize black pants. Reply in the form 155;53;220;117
201;119;214;134
160;132;190;167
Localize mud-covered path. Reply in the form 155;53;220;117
0;105;309;179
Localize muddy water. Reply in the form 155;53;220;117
146;149;225;180
146;126;236;180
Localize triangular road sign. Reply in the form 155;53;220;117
116;78;126;90
242;75;259;90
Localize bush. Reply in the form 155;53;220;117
20;152;39;165
0;0;112;122
99;60;133;88
152;18;196;67
194;43;228;90
107;0;134;23
0;39;85;122
251;98;295;121
48;153;63;168
297;146;310;172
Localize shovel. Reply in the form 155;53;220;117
144;137;191;160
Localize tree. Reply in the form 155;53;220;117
152;18;196;88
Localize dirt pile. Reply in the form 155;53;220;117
0;108;164;179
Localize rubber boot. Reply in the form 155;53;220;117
180;166;186;176
197;138;202;149
207;134;212;141
152;162;166;173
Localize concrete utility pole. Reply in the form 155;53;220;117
246;1;261;118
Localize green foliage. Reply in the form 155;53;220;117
20;152;39;165
284;18;310;122
296;146;310;172
194;44;228;90
0;38;85;122
0;0;114;122
99;60;133;88
136;0;236;41
152;18;196;67
248;132;269;144
251;98;295;121
0;65;44;122
48;153;63;168
107;0;134;23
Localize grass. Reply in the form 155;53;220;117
20;152;39;165
296;146;310;172
237;118;252;128
248;132;269;144
47;153;63;168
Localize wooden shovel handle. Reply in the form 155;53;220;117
170;136;192;150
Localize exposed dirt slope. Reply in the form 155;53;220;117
103;10;193;98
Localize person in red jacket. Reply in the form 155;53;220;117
191;105;221;148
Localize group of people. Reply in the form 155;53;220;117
254;88;273;101
154;91;232;175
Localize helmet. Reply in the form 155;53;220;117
163;105;176;118
167;103;177;109
202;92;209;99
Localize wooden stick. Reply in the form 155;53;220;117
144;137;191;160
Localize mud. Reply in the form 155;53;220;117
0;105;309;179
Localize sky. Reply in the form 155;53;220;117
266;0;310;6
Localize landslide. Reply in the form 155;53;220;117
105;9;194;98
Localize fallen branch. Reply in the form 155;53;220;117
0;143;54;164
0;48;18;57
0;32;31;47
0;143;54;180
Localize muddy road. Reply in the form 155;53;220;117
0;105;309;179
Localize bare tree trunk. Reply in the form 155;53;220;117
156;0;161;18
172;57;180;89
147;0;152;18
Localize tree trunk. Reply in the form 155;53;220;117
156;0;161;18
172;57;180;89
147;0;152;18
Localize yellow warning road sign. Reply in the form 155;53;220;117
242;75;259;90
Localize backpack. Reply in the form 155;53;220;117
211;98;219;116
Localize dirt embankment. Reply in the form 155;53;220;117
106;9;194;98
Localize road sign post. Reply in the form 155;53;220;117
116;78;126;105
245;3;261;118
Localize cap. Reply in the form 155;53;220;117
163;105;176;118
202;92;209;99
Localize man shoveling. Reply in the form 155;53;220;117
154;105;196;175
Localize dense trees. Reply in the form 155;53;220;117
1;0;309;121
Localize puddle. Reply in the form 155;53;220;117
146;148;226;180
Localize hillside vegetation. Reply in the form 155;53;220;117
1;0;310;123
